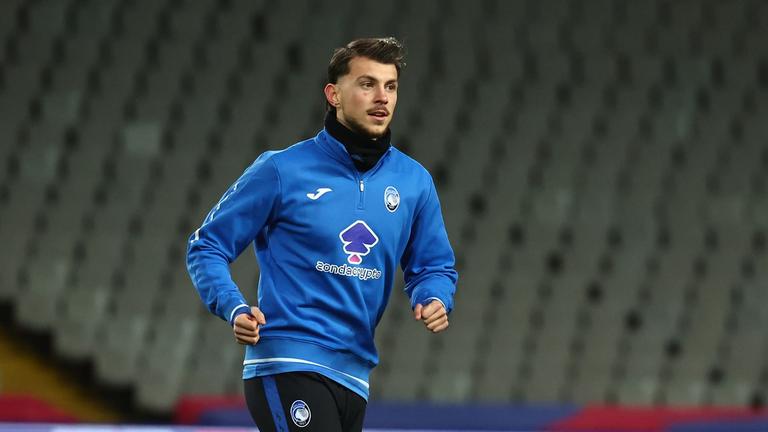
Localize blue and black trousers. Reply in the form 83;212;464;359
244;372;366;431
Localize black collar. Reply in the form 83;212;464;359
324;109;390;172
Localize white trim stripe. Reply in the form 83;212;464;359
229;303;250;324
243;357;369;389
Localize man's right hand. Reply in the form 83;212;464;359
233;306;267;345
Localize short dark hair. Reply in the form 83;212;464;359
327;37;406;84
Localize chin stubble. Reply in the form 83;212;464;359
347;116;387;139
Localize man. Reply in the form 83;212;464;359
186;37;458;432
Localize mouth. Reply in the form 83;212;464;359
367;109;389;121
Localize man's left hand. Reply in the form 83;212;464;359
413;300;449;333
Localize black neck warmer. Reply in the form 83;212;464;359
325;109;390;172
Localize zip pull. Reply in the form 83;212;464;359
359;180;365;192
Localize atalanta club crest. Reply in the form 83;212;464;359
384;186;399;212
290;400;311;427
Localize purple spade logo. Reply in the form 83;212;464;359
339;220;379;265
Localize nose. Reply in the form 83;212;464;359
374;85;389;104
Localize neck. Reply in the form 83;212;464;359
325;110;390;172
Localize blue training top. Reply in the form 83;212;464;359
186;129;458;400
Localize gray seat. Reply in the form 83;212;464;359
379;320;433;400
570;315;622;403
576;0;615;28
616;321;668;404
0;187;44;301
0;0;23;40
475;329;525;401
617;375;661;405
71;0;120;37
182;315;241;396
523;277;585;402
167;0;211;39
15;226;79;330
94;313;150;385
55;284;111;360
427;325;476;402
136;315;199;411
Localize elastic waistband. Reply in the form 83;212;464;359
244;337;373;386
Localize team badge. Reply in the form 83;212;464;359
339;220;379;265
290;400;311;427
384;186;400;212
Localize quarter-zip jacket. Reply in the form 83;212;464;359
186;128;458;400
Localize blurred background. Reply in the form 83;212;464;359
0;0;767;430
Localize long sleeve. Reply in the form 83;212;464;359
186;153;281;324
400;177;458;312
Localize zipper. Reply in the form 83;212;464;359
357;179;365;209
352;147;392;211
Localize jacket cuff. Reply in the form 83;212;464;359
228;303;251;326
410;284;454;314
424;297;447;312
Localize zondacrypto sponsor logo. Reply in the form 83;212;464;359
315;261;382;281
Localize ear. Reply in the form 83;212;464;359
324;83;340;108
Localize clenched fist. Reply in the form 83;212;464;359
413;300;449;333
233;306;267;345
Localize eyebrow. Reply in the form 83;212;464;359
357;75;398;84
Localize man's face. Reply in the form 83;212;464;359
327;56;398;138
